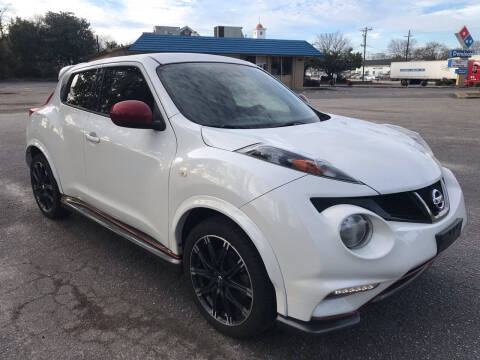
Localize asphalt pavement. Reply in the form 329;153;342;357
0;82;479;359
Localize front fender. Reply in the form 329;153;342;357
171;195;288;316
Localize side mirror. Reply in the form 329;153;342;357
110;100;155;129
298;94;310;104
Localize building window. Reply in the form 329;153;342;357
271;57;292;76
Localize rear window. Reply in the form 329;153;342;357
98;66;155;115
65;70;98;111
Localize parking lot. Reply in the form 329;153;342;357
0;82;479;359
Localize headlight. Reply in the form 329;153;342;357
382;124;433;156
339;214;372;249
237;144;360;183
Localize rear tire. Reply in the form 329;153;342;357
30;154;69;219
184;216;276;338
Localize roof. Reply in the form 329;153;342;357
129;33;322;57
80;53;258;72
256;23;264;29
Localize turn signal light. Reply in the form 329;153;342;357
327;283;379;299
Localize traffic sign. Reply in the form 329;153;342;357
455;25;475;49
455;68;467;75
448;58;469;68
449;49;473;58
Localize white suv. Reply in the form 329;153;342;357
26;53;466;338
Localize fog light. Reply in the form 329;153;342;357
327;283;379;299
339;214;372;249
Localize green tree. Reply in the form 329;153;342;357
306;32;363;78
0;8;13;79
41;11;96;69
5;11;96;78
7;17;43;77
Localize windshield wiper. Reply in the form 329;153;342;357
277;121;307;127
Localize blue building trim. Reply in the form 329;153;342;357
129;33;322;57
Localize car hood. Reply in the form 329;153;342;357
201;114;442;194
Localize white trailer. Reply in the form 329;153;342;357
390;60;456;84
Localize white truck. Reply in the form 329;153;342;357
390;60;456;85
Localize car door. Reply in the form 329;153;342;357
57;68;99;198
82;63;177;247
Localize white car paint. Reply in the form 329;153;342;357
26;53;467;325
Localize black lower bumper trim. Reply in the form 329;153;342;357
276;312;360;334
370;262;431;303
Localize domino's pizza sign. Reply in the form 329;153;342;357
455;25;474;49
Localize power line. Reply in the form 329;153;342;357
360;26;373;82
404;30;413;61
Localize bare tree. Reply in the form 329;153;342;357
413;42;449;60
388;38;417;60
0;7;8;38
314;31;352;55
97;34;122;51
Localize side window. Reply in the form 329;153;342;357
99;66;155;115
65;70;98;111
473;64;478;74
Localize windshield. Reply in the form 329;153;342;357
157;62;325;129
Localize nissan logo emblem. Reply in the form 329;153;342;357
431;189;445;211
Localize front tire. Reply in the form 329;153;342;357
30;154;68;219
184;216;276;338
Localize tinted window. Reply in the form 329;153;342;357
157;62;321;129
99;66;155;115
65;70;98;110
271;57;292;76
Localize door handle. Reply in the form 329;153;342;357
85;132;100;144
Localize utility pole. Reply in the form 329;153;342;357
404;30;413;61
360;27;372;82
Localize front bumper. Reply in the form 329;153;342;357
241;167;467;325
276;256;434;334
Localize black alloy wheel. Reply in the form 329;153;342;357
184;216;276;338
190;235;254;326
31;160;55;212
30;154;68;219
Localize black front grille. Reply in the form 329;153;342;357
415;180;445;217
311;180;447;224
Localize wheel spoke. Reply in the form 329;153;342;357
190;267;216;279
211;289;219;318
217;242;229;271
194;244;215;271
45;193;55;205
225;279;253;298
33;164;43;183
226;259;245;279
225;288;250;318
195;280;216;296
220;290;233;323
44;184;54;191
206;236;218;268
32;170;40;184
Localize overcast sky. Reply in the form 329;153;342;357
1;0;478;54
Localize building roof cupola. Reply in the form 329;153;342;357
253;22;266;39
